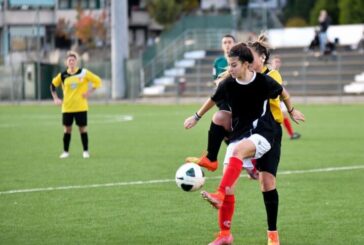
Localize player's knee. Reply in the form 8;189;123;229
64;127;72;133
259;172;276;192
232;140;255;159
212;111;230;127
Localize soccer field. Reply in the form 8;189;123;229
0;103;363;245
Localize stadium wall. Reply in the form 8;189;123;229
267;24;364;48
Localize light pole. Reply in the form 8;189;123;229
111;0;129;99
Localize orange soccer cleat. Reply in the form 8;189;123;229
185;153;218;172
201;191;225;209
267;230;280;245
208;231;233;245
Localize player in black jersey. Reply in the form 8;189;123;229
184;42;305;245
185;34;236;172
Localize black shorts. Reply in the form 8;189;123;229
62;111;87;127
256;122;282;176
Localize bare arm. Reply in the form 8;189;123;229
82;87;97;98
184;98;216;129
50;84;62;106
281;87;305;124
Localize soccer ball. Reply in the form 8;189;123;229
175;163;205;192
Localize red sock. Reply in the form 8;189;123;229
283;117;294;137
219;194;235;232
218;157;243;194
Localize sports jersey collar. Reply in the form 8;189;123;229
67;67;80;75
235;71;256;85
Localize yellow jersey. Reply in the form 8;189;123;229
52;68;102;113
262;66;284;124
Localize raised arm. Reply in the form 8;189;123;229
184;98;216;129
281;87;305;124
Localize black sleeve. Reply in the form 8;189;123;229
265;75;283;99
211;79;228;103
50;83;56;92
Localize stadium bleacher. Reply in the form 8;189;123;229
143;46;364;97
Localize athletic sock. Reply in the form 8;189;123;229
283;117;294;137
81;132;88;151
263;189;279;231
218;157;243;194
63;133;71;152
206;122;226;161
219;194;235;232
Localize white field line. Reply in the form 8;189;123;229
1;165;364;195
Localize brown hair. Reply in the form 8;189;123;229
214;42;253;85
248;34;272;65
228;42;254;63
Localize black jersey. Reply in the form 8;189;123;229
211;72;283;142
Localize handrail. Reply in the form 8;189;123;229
142;28;232;86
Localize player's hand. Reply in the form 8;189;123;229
184;116;198;129
82;91;90;98
53;98;62;106
290;109;305;124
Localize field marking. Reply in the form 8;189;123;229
0;114;133;128
1;165;364;196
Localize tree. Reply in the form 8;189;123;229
147;0;182;28
282;0;316;26
74;7;108;49
55;18;72;49
309;0;339;26
338;0;364;24
285;17;307;27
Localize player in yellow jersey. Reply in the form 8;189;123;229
50;51;102;159
270;55;301;140
248;35;292;245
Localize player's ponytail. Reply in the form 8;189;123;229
248;33;271;65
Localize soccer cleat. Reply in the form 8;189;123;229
83;151;90;158
267;230;280;245
208;231;233;245
59;152;69;159
246;167;259;180
290;132;301;140
185;154;218;172
201;191;224;209
245;159;259;180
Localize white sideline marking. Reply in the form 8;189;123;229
1;165;364;195
0;115;133;128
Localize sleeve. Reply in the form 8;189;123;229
268;70;283;85
265;75;283;99
211;79;227;102
51;73;62;87
85;69;102;88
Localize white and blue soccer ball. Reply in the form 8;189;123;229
175;163;205;192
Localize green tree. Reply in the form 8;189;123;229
177;0;199;13
285;17;307;27
282;0;316;25
338;0;364;24
309;0;339;26
147;0;182;28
